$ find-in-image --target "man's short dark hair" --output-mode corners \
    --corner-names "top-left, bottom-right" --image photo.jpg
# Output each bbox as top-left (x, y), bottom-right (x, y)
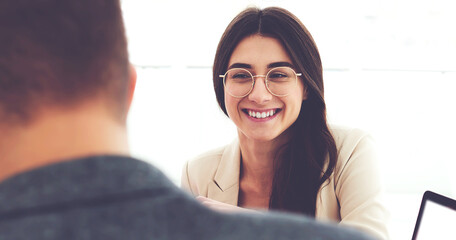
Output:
top-left (0, 0), bottom-right (129, 124)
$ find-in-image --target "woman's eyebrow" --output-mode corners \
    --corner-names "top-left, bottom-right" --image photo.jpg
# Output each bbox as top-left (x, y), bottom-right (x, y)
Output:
top-left (228, 62), bottom-right (295, 70)
top-left (228, 63), bottom-right (252, 69)
top-left (267, 62), bottom-right (295, 69)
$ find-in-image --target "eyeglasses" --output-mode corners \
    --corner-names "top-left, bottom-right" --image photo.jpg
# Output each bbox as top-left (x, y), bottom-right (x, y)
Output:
top-left (219, 67), bottom-right (302, 98)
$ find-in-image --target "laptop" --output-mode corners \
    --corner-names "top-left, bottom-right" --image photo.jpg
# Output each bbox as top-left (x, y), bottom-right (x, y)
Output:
top-left (411, 190), bottom-right (456, 239)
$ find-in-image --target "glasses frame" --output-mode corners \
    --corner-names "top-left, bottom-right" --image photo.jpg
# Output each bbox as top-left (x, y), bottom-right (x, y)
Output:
top-left (219, 67), bottom-right (303, 98)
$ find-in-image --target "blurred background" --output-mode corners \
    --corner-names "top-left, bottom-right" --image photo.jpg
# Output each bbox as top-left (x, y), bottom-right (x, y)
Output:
top-left (122, 0), bottom-right (456, 239)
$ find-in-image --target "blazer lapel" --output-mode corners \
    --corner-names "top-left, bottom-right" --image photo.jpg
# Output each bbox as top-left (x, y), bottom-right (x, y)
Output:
top-left (207, 139), bottom-right (241, 206)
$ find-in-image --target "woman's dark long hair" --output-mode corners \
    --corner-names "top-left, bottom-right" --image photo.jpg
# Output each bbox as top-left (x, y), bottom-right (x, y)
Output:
top-left (212, 7), bottom-right (338, 217)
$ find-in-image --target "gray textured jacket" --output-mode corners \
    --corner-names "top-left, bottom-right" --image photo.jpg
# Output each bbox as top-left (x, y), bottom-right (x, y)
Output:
top-left (0, 156), bottom-right (376, 240)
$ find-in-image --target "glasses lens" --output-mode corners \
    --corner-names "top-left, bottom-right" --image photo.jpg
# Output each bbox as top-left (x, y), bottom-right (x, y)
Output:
top-left (266, 67), bottom-right (297, 96)
top-left (224, 68), bottom-right (253, 97)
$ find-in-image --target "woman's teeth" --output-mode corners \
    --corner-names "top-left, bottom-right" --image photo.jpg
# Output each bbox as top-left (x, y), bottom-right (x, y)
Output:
top-left (248, 110), bottom-right (276, 119)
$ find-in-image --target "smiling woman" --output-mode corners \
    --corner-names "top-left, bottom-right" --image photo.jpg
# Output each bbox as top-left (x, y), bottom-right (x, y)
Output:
top-left (181, 6), bottom-right (389, 239)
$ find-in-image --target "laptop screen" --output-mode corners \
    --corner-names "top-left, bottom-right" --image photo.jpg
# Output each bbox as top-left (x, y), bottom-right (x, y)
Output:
top-left (412, 191), bottom-right (456, 240)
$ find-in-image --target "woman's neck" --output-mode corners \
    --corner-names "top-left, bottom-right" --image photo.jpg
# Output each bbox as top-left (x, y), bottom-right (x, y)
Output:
top-left (237, 130), bottom-right (291, 209)
top-left (237, 129), bottom-right (291, 187)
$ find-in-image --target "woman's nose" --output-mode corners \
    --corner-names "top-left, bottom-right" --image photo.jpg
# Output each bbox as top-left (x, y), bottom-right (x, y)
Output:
top-left (248, 76), bottom-right (273, 104)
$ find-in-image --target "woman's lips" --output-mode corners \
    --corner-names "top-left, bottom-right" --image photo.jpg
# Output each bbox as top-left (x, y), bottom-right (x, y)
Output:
top-left (242, 108), bottom-right (282, 120)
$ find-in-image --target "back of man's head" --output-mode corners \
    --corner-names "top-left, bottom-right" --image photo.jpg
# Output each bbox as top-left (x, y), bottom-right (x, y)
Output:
top-left (0, 0), bottom-right (130, 125)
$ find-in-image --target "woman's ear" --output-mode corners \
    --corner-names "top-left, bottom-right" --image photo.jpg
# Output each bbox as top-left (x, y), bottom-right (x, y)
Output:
top-left (302, 86), bottom-right (308, 101)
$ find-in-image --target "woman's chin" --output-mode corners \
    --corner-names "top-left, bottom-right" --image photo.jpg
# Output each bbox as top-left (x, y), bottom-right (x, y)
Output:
top-left (238, 129), bottom-right (284, 143)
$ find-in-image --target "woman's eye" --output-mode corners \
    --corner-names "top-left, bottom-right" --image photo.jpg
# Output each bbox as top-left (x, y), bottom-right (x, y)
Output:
top-left (269, 73), bottom-right (288, 79)
top-left (232, 73), bottom-right (250, 79)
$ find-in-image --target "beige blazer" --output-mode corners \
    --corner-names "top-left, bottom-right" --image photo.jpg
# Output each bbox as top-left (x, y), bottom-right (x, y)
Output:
top-left (181, 126), bottom-right (389, 239)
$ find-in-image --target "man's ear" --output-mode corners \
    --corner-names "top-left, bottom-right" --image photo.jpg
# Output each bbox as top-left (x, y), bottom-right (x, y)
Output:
top-left (127, 64), bottom-right (137, 110)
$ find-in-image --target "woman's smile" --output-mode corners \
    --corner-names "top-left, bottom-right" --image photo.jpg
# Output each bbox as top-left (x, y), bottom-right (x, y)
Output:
top-left (242, 108), bottom-right (281, 121)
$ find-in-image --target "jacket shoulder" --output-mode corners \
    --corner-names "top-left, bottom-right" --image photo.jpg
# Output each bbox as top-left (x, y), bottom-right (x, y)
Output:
top-left (187, 145), bottom-right (226, 179)
top-left (329, 125), bottom-right (378, 186)
top-left (181, 144), bottom-right (229, 196)
top-left (330, 125), bottom-right (370, 146)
